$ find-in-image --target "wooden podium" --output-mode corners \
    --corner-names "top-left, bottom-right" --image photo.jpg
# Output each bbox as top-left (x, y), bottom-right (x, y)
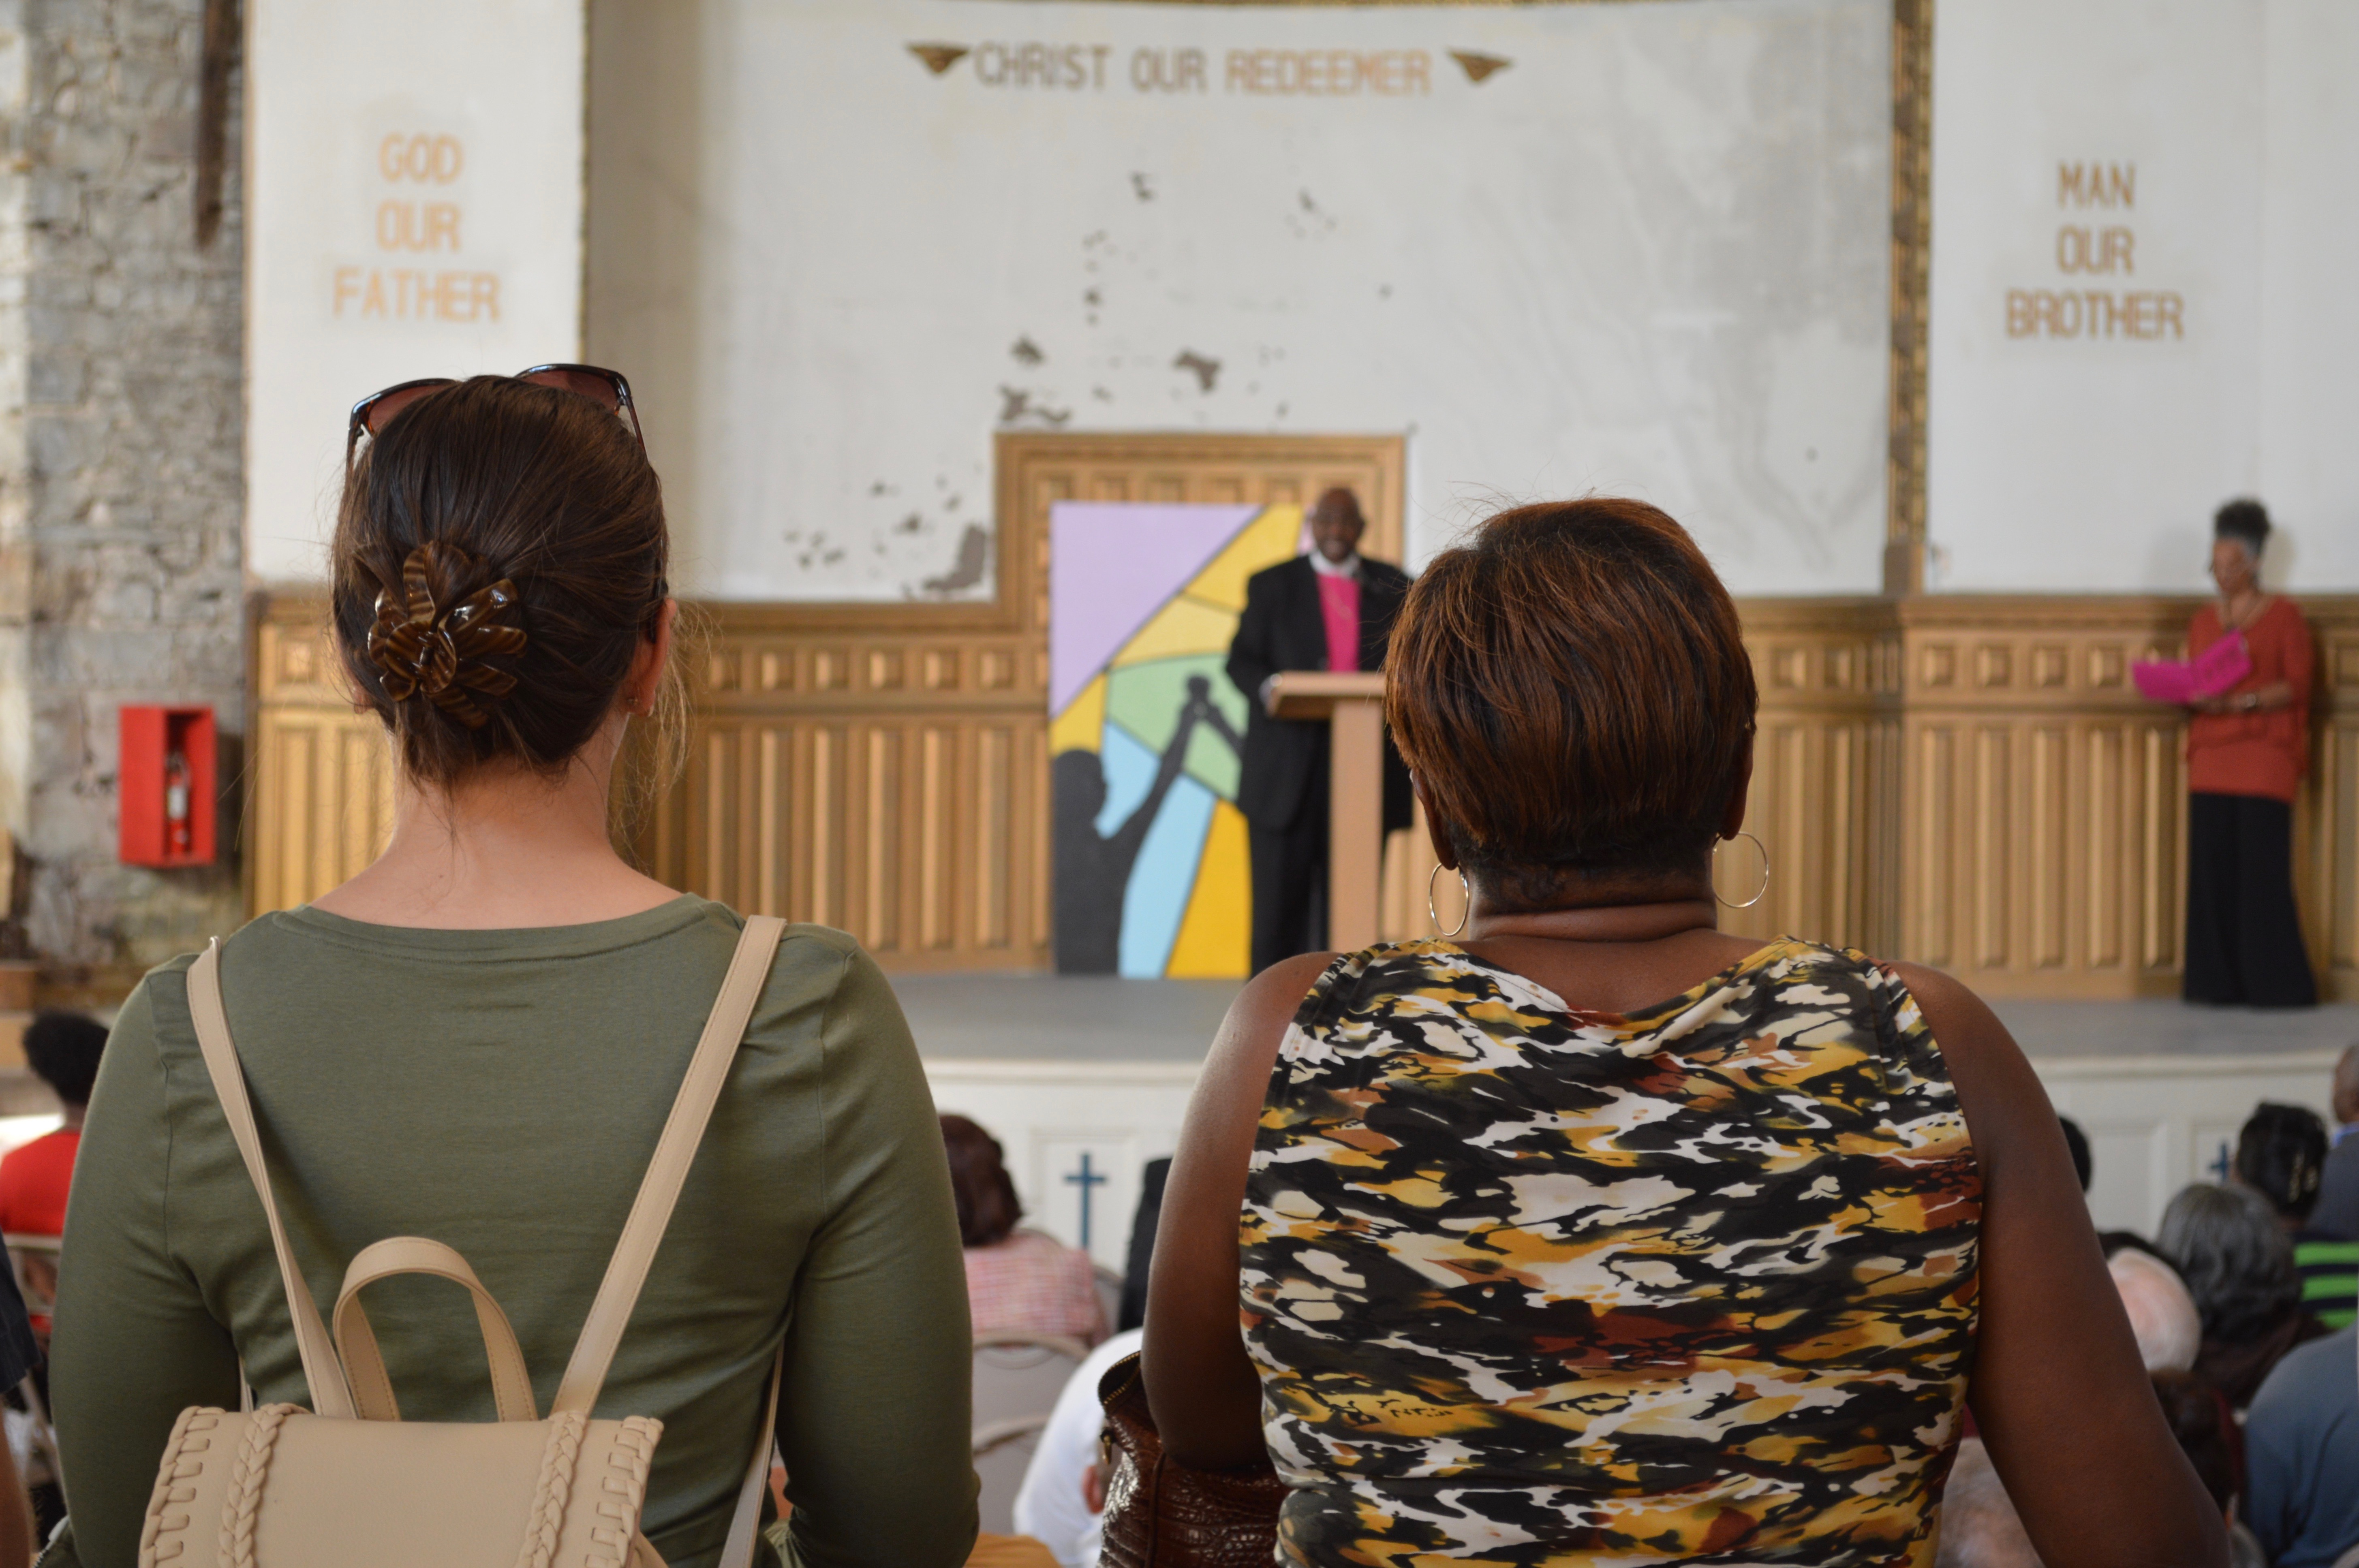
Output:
top-left (1268, 671), bottom-right (1388, 952)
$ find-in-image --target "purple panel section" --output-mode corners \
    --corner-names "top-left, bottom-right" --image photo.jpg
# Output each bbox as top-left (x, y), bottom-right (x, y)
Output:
top-left (1048, 502), bottom-right (1259, 715)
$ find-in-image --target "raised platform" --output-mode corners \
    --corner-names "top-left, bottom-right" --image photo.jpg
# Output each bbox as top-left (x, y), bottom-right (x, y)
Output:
top-left (895, 972), bottom-right (2359, 1270)
top-left (892, 972), bottom-right (2359, 1065)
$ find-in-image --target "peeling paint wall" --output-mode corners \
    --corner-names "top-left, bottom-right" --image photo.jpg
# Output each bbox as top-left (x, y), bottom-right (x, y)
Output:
top-left (586, 0), bottom-right (1892, 602)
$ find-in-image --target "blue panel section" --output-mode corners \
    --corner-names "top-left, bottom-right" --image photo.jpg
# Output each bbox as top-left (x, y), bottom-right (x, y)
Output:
top-left (1095, 722), bottom-right (1155, 837)
top-left (1119, 776), bottom-right (1215, 977)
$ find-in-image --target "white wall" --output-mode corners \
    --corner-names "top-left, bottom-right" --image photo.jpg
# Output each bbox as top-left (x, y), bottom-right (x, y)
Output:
top-left (1925, 0), bottom-right (2359, 592)
top-left (932, 1051), bottom-right (2345, 1269)
top-left (244, 1), bottom-right (586, 585)
top-left (588, 0), bottom-right (1892, 602)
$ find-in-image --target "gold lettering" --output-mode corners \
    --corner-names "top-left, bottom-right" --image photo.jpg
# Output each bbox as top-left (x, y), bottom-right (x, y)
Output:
top-left (2058, 160), bottom-right (2134, 209)
top-left (331, 265), bottom-right (500, 320)
top-left (2001, 286), bottom-right (2183, 340)
top-left (1223, 48), bottom-right (1431, 96)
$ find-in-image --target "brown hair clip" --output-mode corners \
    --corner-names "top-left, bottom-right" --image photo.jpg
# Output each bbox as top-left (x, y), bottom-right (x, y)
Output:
top-left (365, 541), bottom-right (528, 728)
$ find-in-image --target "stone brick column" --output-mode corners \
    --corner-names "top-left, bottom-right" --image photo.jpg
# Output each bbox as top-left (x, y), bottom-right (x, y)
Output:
top-left (0, 0), bottom-right (246, 982)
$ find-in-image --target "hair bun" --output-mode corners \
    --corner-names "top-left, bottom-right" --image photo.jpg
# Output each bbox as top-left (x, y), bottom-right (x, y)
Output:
top-left (366, 540), bottom-right (528, 729)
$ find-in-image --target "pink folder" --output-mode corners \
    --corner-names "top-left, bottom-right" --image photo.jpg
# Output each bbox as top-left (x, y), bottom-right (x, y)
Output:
top-left (2133, 632), bottom-right (2251, 705)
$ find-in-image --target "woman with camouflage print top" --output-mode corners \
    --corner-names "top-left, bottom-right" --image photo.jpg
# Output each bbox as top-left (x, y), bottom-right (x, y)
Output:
top-left (1145, 499), bottom-right (2226, 1568)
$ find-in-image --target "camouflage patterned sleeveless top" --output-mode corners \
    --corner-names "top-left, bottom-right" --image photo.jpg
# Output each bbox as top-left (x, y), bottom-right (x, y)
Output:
top-left (1241, 937), bottom-right (1982, 1566)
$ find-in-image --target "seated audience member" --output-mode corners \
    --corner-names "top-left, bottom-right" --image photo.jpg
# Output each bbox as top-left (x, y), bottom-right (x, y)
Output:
top-left (2151, 1371), bottom-right (2268, 1568)
top-left (2236, 1100), bottom-right (2358, 1329)
top-left (0, 1010), bottom-right (109, 1333)
top-left (945, 1115), bottom-right (1107, 1344)
top-left (2059, 1114), bottom-right (2092, 1192)
top-left (0, 1248), bottom-right (41, 1568)
top-left (2160, 1181), bottom-right (2325, 1408)
top-left (1144, 500), bottom-right (2224, 1566)
top-left (2310, 1042), bottom-right (2359, 1239)
top-left (1116, 1157), bottom-right (1168, 1334)
top-left (1930, 1439), bottom-right (2040, 1568)
top-left (1012, 1327), bottom-right (1144, 1568)
top-left (2111, 1246), bottom-right (2201, 1373)
top-left (2244, 1322), bottom-right (2359, 1568)
top-left (0, 1010), bottom-right (107, 1236)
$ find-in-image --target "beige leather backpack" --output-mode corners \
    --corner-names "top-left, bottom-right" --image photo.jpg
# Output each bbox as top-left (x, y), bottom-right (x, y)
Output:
top-left (135, 916), bottom-right (788, 1568)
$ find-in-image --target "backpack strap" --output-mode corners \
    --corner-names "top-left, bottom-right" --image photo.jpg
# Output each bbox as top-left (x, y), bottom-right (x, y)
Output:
top-left (719, 1348), bottom-right (784, 1568)
top-left (185, 940), bottom-right (359, 1421)
top-left (552, 914), bottom-right (786, 1414)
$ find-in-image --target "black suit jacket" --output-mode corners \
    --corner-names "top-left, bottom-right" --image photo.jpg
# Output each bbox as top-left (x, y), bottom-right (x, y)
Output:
top-left (1225, 555), bottom-right (1413, 833)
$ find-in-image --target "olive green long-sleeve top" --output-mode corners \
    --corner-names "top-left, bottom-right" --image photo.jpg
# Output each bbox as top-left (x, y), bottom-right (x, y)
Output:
top-left (48, 898), bottom-right (977, 1568)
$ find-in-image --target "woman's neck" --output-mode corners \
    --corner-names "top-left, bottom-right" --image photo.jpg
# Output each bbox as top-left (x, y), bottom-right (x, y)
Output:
top-left (1469, 895), bottom-right (1720, 945)
top-left (309, 722), bottom-right (680, 929)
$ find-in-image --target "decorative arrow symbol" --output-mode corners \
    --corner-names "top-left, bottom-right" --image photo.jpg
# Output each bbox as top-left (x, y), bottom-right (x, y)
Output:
top-left (908, 43), bottom-right (970, 76)
top-left (1450, 51), bottom-right (1512, 84)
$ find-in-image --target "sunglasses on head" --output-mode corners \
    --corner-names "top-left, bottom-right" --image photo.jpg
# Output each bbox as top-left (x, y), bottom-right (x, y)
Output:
top-left (345, 364), bottom-right (643, 474)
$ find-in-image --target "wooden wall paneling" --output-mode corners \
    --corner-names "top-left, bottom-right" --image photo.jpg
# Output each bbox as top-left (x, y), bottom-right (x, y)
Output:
top-left (246, 599), bottom-right (395, 916)
top-left (244, 573), bottom-right (2359, 1000)
top-left (1726, 602), bottom-right (1901, 957)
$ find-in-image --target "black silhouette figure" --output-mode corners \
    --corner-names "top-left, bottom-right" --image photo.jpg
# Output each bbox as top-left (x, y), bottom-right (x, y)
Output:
top-left (1053, 675), bottom-right (1239, 974)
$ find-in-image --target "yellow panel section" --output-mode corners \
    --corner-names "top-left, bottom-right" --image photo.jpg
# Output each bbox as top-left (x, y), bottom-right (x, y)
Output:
top-left (1186, 505), bottom-right (1303, 613)
top-left (1112, 595), bottom-right (1243, 667)
top-left (1165, 799), bottom-right (1252, 978)
top-left (1050, 672), bottom-right (1106, 754)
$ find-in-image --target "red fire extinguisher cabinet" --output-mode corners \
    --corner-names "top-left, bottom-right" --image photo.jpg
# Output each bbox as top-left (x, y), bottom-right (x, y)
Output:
top-left (120, 705), bottom-right (216, 867)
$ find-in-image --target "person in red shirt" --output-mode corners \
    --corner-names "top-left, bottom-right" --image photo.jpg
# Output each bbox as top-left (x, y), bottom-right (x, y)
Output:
top-left (2183, 500), bottom-right (2317, 1008)
top-left (0, 1009), bottom-right (109, 1327)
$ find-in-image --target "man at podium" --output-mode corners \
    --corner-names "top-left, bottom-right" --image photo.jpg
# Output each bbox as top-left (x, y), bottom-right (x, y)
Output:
top-left (1225, 487), bottom-right (1412, 973)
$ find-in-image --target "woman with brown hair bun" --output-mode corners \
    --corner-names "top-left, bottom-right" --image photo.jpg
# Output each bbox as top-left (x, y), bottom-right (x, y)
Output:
top-left (1146, 498), bottom-right (2225, 1566)
top-left (941, 1114), bottom-right (1106, 1344)
top-left (49, 374), bottom-right (977, 1568)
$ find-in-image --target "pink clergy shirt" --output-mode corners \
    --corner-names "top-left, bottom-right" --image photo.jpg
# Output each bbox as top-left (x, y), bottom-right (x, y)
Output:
top-left (1317, 572), bottom-right (1360, 672)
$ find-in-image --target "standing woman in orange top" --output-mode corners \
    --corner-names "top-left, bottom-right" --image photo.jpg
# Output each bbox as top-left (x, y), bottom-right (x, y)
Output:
top-left (2184, 499), bottom-right (2316, 1007)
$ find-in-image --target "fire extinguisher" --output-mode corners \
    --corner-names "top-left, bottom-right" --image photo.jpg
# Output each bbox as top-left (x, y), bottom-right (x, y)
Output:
top-left (165, 750), bottom-right (192, 857)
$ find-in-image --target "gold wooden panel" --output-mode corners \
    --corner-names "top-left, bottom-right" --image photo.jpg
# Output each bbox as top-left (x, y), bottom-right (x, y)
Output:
top-left (246, 573), bottom-right (2359, 1000)
top-left (1885, 0), bottom-right (1933, 594)
top-left (246, 598), bottom-right (396, 916)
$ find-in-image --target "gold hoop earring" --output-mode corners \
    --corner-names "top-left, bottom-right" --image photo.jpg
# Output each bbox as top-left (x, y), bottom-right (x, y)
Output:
top-left (1427, 862), bottom-right (1471, 938)
top-left (1713, 831), bottom-right (1770, 910)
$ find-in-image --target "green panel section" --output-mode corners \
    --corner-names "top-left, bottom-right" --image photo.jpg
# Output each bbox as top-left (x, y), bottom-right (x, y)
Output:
top-left (1105, 654), bottom-right (1248, 801)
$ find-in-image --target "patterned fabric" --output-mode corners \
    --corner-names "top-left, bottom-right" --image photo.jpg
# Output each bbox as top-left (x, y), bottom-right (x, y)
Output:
top-left (966, 1228), bottom-right (1108, 1345)
top-left (1241, 937), bottom-right (1983, 1566)
top-left (2295, 1234), bottom-right (2359, 1331)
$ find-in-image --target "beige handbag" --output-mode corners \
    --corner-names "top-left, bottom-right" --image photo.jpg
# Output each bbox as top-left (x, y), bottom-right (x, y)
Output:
top-left (136, 916), bottom-right (788, 1568)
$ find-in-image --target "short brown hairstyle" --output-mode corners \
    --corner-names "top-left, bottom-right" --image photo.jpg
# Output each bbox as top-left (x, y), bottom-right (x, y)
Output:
top-left (331, 375), bottom-right (675, 790)
top-left (940, 1114), bottom-right (1023, 1248)
top-left (1386, 498), bottom-right (1755, 906)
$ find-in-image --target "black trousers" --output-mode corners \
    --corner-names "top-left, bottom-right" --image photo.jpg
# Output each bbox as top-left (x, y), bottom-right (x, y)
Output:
top-left (1249, 818), bottom-right (1328, 976)
top-left (2184, 791), bottom-right (2316, 1007)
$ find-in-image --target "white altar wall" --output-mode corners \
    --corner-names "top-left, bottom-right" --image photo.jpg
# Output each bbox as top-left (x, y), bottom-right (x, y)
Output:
top-left (930, 1051), bottom-right (2346, 1273)
top-left (1925, 0), bottom-right (2359, 592)
top-left (244, 0), bottom-right (586, 585)
top-left (586, 0), bottom-right (1893, 601)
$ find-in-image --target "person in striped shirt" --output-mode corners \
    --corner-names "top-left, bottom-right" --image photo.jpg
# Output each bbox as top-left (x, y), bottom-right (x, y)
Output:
top-left (2235, 1102), bottom-right (2358, 1331)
